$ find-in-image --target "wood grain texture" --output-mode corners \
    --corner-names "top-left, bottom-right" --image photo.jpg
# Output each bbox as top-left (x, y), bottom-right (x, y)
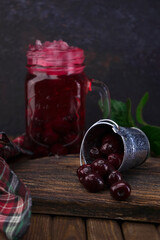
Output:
top-left (52, 216), bottom-right (86, 240)
top-left (87, 219), bottom-right (123, 240)
top-left (122, 222), bottom-right (160, 240)
top-left (9, 156), bottom-right (160, 223)
top-left (22, 214), bottom-right (52, 240)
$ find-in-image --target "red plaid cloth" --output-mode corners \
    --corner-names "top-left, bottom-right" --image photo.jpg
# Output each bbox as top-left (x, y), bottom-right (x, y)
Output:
top-left (0, 132), bottom-right (32, 240)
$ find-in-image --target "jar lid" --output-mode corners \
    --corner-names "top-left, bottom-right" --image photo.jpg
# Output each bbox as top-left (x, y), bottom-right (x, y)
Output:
top-left (27, 40), bottom-right (85, 75)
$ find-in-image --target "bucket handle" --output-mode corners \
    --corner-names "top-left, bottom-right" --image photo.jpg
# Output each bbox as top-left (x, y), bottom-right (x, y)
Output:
top-left (97, 119), bottom-right (120, 130)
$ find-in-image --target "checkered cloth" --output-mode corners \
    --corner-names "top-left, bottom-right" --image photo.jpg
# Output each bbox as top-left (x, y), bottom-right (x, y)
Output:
top-left (0, 132), bottom-right (32, 240)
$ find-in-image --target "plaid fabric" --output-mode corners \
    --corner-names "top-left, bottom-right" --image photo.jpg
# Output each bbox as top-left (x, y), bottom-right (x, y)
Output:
top-left (0, 132), bottom-right (32, 240)
top-left (0, 132), bottom-right (32, 160)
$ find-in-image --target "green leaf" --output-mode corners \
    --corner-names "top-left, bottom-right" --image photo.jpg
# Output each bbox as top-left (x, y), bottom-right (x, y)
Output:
top-left (126, 98), bottom-right (135, 127)
top-left (141, 125), bottom-right (160, 156)
top-left (136, 92), bottom-right (149, 126)
top-left (99, 93), bottom-right (160, 157)
top-left (99, 98), bottom-right (135, 127)
top-left (110, 99), bottom-right (135, 127)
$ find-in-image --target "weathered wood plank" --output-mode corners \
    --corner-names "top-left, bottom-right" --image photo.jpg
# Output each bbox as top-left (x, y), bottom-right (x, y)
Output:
top-left (52, 216), bottom-right (86, 240)
top-left (9, 156), bottom-right (160, 223)
top-left (122, 222), bottom-right (160, 240)
top-left (87, 219), bottom-right (123, 240)
top-left (22, 214), bottom-right (52, 240)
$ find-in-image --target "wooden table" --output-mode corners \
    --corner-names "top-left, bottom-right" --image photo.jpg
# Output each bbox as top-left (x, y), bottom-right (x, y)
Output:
top-left (0, 155), bottom-right (160, 240)
top-left (1, 214), bottom-right (160, 240)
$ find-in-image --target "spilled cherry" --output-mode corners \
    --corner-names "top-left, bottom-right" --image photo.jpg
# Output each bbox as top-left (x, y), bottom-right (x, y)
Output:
top-left (82, 173), bottom-right (104, 193)
top-left (110, 181), bottom-right (131, 201)
top-left (107, 170), bottom-right (122, 186)
top-left (107, 153), bottom-right (123, 169)
top-left (76, 131), bottom-right (131, 201)
top-left (91, 158), bottom-right (114, 178)
top-left (77, 164), bottom-right (92, 183)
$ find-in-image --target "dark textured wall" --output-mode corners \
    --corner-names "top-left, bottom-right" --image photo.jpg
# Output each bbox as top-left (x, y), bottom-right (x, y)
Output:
top-left (0, 0), bottom-right (160, 136)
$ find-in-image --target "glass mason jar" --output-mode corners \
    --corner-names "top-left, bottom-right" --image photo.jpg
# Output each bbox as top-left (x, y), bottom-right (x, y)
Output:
top-left (25, 40), bottom-right (110, 157)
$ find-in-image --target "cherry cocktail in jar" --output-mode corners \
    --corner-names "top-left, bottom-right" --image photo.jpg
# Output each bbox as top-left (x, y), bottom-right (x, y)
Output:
top-left (25, 40), bottom-right (110, 157)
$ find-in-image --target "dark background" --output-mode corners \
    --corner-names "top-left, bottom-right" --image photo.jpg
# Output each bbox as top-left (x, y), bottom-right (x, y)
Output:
top-left (0, 0), bottom-right (159, 136)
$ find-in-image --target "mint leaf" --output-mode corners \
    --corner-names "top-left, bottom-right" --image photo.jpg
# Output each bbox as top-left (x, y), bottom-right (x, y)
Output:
top-left (141, 125), bottom-right (160, 156)
top-left (110, 99), bottom-right (128, 126)
top-left (110, 99), bottom-right (135, 127)
top-left (99, 98), bottom-right (135, 127)
top-left (136, 92), bottom-right (149, 126)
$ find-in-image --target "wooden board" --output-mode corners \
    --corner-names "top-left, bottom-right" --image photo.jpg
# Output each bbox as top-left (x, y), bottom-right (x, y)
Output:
top-left (87, 219), bottom-right (123, 240)
top-left (22, 215), bottom-right (52, 240)
top-left (9, 155), bottom-right (160, 223)
top-left (52, 216), bottom-right (86, 240)
top-left (122, 222), bottom-right (160, 240)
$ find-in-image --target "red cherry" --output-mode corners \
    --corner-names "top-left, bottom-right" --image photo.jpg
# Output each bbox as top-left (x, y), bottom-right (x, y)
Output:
top-left (77, 164), bottom-right (92, 182)
top-left (107, 153), bottom-right (123, 169)
top-left (100, 133), bottom-right (123, 156)
top-left (43, 128), bottom-right (59, 145)
top-left (52, 117), bottom-right (71, 134)
top-left (50, 144), bottom-right (67, 156)
top-left (82, 173), bottom-right (104, 192)
top-left (91, 158), bottom-right (115, 178)
top-left (107, 170), bottom-right (122, 186)
top-left (89, 147), bottom-right (101, 159)
top-left (110, 181), bottom-right (131, 201)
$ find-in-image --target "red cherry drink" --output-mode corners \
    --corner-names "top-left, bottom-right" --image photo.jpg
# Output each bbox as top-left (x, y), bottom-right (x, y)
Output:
top-left (25, 40), bottom-right (89, 156)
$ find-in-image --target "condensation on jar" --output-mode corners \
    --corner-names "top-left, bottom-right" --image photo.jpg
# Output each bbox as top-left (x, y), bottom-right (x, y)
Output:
top-left (25, 40), bottom-right (110, 157)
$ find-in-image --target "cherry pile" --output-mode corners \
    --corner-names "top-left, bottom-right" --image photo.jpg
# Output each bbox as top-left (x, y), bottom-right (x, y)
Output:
top-left (77, 133), bottom-right (131, 201)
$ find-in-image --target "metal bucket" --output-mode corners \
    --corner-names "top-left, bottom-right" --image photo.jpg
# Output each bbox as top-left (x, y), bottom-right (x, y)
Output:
top-left (80, 119), bottom-right (150, 172)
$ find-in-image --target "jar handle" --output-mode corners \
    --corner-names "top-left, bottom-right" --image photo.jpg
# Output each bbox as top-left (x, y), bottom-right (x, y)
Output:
top-left (90, 79), bottom-right (111, 118)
